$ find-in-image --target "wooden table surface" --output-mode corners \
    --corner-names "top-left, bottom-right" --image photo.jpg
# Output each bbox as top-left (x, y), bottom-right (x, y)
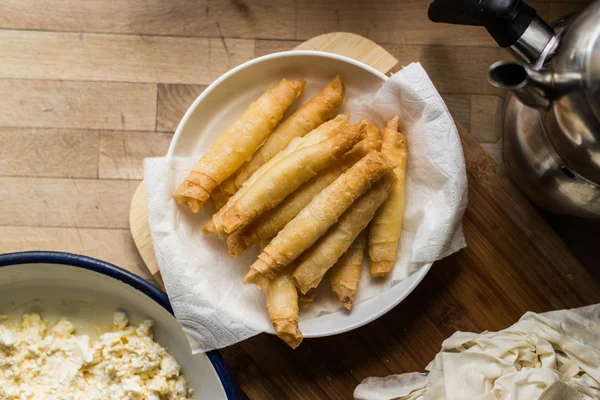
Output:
top-left (2, 1), bottom-right (599, 399)
top-left (1, 0), bottom-right (595, 277)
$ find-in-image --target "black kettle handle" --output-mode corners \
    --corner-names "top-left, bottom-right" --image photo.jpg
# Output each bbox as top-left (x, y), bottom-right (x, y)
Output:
top-left (428, 0), bottom-right (538, 48)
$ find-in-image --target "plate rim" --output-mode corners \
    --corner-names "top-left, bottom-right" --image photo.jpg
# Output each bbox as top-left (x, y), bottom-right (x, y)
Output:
top-left (165, 50), bottom-right (433, 337)
top-left (167, 50), bottom-right (389, 156)
top-left (0, 250), bottom-right (239, 400)
top-left (302, 262), bottom-right (432, 338)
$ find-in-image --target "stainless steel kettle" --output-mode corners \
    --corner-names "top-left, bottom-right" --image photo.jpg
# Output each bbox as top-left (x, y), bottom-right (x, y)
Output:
top-left (428, 0), bottom-right (600, 218)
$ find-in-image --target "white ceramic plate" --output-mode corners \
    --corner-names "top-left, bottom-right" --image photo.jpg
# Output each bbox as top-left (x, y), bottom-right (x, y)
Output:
top-left (168, 51), bottom-right (432, 337)
top-left (0, 252), bottom-right (237, 399)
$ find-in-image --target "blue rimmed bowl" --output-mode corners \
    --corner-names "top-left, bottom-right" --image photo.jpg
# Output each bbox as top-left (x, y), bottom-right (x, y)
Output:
top-left (0, 251), bottom-right (238, 400)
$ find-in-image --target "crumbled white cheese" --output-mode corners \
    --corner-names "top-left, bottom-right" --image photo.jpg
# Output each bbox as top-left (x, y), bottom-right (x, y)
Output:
top-left (0, 312), bottom-right (194, 399)
top-left (113, 310), bottom-right (129, 329)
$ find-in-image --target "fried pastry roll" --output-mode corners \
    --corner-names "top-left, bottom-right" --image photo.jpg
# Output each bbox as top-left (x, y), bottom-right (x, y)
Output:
top-left (293, 176), bottom-right (394, 294)
top-left (244, 150), bottom-right (393, 288)
top-left (227, 122), bottom-right (380, 257)
top-left (174, 78), bottom-right (305, 212)
top-left (368, 116), bottom-right (408, 277)
top-left (216, 122), bottom-right (366, 235)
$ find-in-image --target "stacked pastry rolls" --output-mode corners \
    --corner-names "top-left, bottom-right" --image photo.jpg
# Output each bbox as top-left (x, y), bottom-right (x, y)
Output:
top-left (175, 76), bottom-right (408, 349)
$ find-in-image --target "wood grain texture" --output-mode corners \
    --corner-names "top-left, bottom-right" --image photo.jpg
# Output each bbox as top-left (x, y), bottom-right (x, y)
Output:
top-left (460, 172), bottom-right (599, 307)
top-left (0, 128), bottom-right (170, 181)
top-left (308, 331), bottom-right (394, 382)
top-left (470, 95), bottom-right (503, 143)
top-left (480, 139), bottom-right (504, 171)
top-left (1, 0), bottom-right (598, 397)
top-left (255, 33), bottom-right (398, 74)
top-left (0, 30), bottom-right (254, 84)
top-left (542, 212), bottom-right (600, 285)
top-left (238, 336), bottom-right (332, 399)
top-left (99, 131), bottom-right (172, 179)
top-left (388, 44), bottom-right (505, 95)
top-left (0, 79), bottom-right (157, 131)
top-left (0, 127), bottom-right (99, 178)
top-left (296, 0), bottom-right (492, 46)
top-left (219, 345), bottom-right (287, 400)
top-left (0, 226), bottom-right (153, 282)
top-left (295, 1), bottom-right (555, 46)
top-left (456, 124), bottom-right (600, 307)
top-left (157, 84), bottom-right (207, 132)
top-left (1, 0), bottom-right (579, 46)
top-left (442, 95), bottom-right (471, 131)
top-left (0, 0), bottom-right (297, 39)
top-left (256, 40), bottom-right (505, 95)
top-left (129, 183), bottom-right (161, 280)
top-left (296, 32), bottom-right (398, 73)
top-left (254, 39), bottom-right (301, 57)
top-left (0, 177), bottom-right (137, 229)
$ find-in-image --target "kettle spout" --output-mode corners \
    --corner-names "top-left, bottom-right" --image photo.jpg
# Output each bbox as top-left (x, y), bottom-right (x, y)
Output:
top-left (488, 61), bottom-right (581, 109)
top-left (488, 61), bottom-right (553, 108)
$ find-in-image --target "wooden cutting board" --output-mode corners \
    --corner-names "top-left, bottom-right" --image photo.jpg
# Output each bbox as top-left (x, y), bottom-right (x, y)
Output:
top-left (129, 33), bottom-right (600, 399)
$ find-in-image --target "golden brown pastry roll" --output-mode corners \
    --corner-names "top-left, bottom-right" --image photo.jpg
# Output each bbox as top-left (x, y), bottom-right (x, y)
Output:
top-left (227, 165), bottom-right (342, 257)
top-left (265, 270), bottom-right (303, 349)
top-left (227, 121), bottom-right (381, 258)
top-left (343, 121), bottom-right (382, 163)
top-left (207, 115), bottom-right (350, 236)
top-left (216, 121), bottom-right (366, 235)
top-left (173, 78), bottom-right (305, 212)
top-left (244, 150), bottom-right (393, 288)
top-left (368, 116), bottom-right (408, 277)
top-left (210, 180), bottom-right (237, 211)
top-left (293, 176), bottom-right (394, 294)
top-left (329, 231), bottom-right (366, 310)
top-left (234, 76), bottom-right (344, 189)
top-left (209, 77), bottom-right (344, 209)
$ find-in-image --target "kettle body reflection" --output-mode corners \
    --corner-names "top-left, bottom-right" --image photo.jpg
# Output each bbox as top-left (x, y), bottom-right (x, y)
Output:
top-left (429, 0), bottom-right (600, 218)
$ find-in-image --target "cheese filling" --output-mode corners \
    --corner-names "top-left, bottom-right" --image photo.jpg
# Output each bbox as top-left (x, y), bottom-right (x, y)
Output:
top-left (0, 312), bottom-right (194, 400)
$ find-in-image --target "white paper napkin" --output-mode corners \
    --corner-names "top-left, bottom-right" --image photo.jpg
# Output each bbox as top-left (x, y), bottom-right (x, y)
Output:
top-left (143, 62), bottom-right (468, 353)
top-left (354, 304), bottom-right (600, 400)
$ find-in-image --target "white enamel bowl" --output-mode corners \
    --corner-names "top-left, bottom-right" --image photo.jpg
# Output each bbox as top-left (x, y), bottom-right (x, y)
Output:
top-left (0, 251), bottom-right (238, 399)
top-left (168, 50), bottom-right (432, 337)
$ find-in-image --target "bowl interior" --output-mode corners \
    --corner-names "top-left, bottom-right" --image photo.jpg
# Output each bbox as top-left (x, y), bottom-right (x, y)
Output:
top-left (169, 51), bottom-right (387, 157)
top-left (0, 263), bottom-right (227, 400)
